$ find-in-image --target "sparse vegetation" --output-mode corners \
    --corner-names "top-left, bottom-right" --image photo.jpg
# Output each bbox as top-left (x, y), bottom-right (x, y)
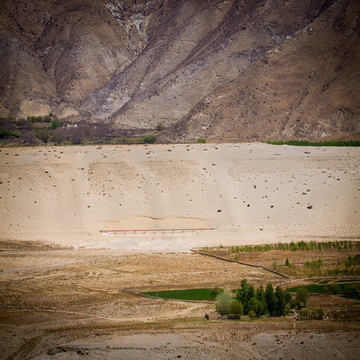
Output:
top-left (0, 115), bottom-right (163, 146)
top-left (267, 140), bottom-right (360, 146)
top-left (217, 241), bottom-right (360, 277)
top-left (228, 241), bottom-right (360, 253)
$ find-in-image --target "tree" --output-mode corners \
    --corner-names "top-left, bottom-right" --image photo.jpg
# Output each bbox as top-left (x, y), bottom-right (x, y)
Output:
top-left (284, 291), bottom-right (292, 304)
top-left (296, 288), bottom-right (309, 306)
top-left (22, 130), bottom-right (36, 145)
top-left (265, 283), bottom-right (276, 316)
top-left (53, 128), bottom-right (67, 145)
top-left (249, 297), bottom-right (265, 317)
top-left (71, 127), bottom-right (83, 144)
top-left (36, 128), bottom-right (50, 144)
top-left (215, 291), bottom-right (233, 316)
top-left (236, 279), bottom-right (255, 314)
top-left (275, 286), bottom-right (286, 317)
top-left (299, 308), bottom-right (310, 321)
top-left (285, 258), bottom-right (290, 267)
top-left (230, 299), bottom-right (243, 318)
top-left (256, 285), bottom-right (266, 302)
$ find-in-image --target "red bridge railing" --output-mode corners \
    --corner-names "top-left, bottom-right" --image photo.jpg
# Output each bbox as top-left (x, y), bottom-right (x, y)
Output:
top-left (100, 228), bottom-right (215, 234)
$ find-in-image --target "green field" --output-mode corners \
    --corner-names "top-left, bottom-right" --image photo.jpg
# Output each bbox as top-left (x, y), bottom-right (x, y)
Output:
top-left (141, 288), bottom-right (223, 301)
top-left (287, 282), bottom-right (360, 294)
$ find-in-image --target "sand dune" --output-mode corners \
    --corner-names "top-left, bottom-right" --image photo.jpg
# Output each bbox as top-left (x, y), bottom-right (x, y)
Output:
top-left (0, 143), bottom-right (359, 250)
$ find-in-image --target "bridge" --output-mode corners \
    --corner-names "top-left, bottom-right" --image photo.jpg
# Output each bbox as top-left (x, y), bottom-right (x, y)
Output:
top-left (100, 228), bottom-right (215, 235)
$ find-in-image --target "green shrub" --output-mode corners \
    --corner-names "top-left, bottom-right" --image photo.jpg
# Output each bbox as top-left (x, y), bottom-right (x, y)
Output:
top-left (0, 129), bottom-right (19, 138)
top-left (248, 310), bottom-right (256, 319)
top-left (197, 138), bottom-right (206, 143)
top-left (230, 299), bottom-right (243, 318)
top-left (216, 291), bottom-right (233, 316)
top-left (210, 288), bottom-right (222, 298)
top-left (142, 134), bottom-right (157, 144)
top-left (156, 123), bottom-right (164, 131)
top-left (49, 121), bottom-right (63, 129)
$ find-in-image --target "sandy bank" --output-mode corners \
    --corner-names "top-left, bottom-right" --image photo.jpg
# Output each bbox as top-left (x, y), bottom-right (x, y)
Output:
top-left (1, 143), bottom-right (359, 250)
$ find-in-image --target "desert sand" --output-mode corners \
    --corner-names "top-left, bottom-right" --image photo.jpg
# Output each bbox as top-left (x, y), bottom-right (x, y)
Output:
top-left (0, 143), bottom-right (359, 250)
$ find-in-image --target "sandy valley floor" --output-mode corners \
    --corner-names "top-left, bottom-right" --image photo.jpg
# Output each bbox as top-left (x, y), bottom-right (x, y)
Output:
top-left (1, 143), bottom-right (359, 359)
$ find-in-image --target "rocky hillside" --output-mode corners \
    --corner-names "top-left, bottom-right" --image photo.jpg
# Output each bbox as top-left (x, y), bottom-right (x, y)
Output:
top-left (0, 0), bottom-right (359, 142)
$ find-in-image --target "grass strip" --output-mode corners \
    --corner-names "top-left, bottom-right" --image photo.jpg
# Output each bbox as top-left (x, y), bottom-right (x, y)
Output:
top-left (141, 288), bottom-right (223, 301)
top-left (266, 140), bottom-right (360, 146)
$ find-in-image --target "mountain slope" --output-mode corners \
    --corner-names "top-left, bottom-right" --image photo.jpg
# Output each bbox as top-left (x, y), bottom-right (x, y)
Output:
top-left (0, 0), bottom-right (359, 141)
top-left (171, 0), bottom-right (360, 142)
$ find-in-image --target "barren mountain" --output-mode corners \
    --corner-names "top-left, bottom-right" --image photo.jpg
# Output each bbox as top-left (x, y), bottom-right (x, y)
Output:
top-left (0, 0), bottom-right (359, 141)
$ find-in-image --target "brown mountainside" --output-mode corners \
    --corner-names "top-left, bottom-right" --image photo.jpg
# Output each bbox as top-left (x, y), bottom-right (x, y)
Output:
top-left (0, 0), bottom-right (359, 141)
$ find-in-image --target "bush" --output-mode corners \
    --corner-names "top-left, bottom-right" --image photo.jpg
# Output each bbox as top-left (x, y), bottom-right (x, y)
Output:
top-left (216, 291), bottom-right (233, 316)
top-left (210, 288), bottom-right (222, 298)
top-left (49, 121), bottom-right (63, 129)
top-left (156, 123), bottom-right (164, 131)
top-left (142, 134), bottom-right (157, 144)
top-left (249, 310), bottom-right (256, 319)
top-left (230, 300), bottom-right (243, 318)
top-left (0, 129), bottom-right (19, 138)
top-left (197, 138), bottom-right (206, 143)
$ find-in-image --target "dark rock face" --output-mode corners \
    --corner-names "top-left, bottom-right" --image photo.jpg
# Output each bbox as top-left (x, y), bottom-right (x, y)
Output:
top-left (1, 0), bottom-right (359, 141)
